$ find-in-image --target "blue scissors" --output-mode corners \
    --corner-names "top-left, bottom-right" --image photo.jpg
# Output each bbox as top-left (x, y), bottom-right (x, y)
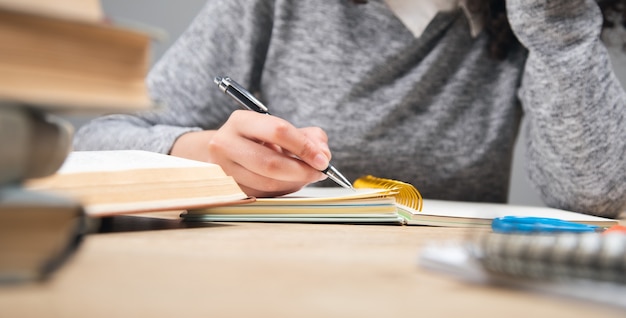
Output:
top-left (492, 216), bottom-right (601, 234)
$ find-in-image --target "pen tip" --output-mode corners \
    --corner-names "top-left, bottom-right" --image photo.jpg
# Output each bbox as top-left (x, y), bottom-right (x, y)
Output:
top-left (324, 164), bottom-right (354, 190)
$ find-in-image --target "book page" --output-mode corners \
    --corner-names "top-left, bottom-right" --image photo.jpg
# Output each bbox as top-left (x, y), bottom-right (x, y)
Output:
top-left (403, 199), bottom-right (618, 226)
top-left (56, 150), bottom-right (217, 173)
top-left (256, 187), bottom-right (394, 203)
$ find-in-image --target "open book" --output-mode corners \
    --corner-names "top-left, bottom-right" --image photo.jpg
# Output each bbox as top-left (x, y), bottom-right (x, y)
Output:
top-left (25, 150), bottom-right (251, 217)
top-left (183, 175), bottom-right (617, 227)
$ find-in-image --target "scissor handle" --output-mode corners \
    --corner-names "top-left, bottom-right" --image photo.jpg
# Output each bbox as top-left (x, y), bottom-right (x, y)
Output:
top-left (492, 216), bottom-right (600, 234)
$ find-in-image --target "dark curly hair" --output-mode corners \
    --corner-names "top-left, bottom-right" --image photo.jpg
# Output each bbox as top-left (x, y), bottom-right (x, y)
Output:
top-left (352, 0), bottom-right (626, 59)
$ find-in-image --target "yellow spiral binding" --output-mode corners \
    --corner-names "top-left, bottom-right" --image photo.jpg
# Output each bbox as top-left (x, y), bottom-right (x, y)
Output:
top-left (353, 175), bottom-right (423, 212)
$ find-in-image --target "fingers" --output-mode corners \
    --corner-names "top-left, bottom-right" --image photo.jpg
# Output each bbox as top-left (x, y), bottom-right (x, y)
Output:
top-left (208, 135), bottom-right (324, 197)
top-left (230, 111), bottom-right (331, 171)
top-left (208, 131), bottom-right (323, 183)
top-left (272, 127), bottom-right (331, 162)
top-left (300, 126), bottom-right (331, 160)
top-left (202, 110), bottom-right (332, 197)
top-left (216, 159), bottom-right (308, 198)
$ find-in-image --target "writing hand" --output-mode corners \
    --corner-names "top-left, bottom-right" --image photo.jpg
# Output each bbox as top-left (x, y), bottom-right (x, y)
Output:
top-left (170, 110), bottom-right (330, 197)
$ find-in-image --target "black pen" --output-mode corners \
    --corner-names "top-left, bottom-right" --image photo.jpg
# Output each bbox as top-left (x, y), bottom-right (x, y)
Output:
top-left (214, 76), bottom-right (354, 189)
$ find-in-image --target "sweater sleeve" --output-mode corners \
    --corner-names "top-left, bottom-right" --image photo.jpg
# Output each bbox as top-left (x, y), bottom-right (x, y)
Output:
top-left (73, 0), bottom-right (274, 154)
top-left (506, 0), bottom-right (626, 217)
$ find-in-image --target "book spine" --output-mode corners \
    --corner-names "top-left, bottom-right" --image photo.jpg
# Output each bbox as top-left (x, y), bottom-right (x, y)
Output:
top-left (0, 185), bottom-right (86, 283)
top-left (0, 104), bottom-right (73, 184)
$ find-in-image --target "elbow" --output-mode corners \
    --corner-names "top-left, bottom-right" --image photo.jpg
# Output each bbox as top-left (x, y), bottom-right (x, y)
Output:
top-left (533, 174), bottom-right (626, 219)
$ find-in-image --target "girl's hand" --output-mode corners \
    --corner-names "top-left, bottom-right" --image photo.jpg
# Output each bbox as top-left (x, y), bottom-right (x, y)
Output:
top-left (170, 110), bottom-right (330, 197)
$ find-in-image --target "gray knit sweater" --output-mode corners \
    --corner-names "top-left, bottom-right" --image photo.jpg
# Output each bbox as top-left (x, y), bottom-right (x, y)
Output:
top-left (74, 0), bottom-right (626, 217)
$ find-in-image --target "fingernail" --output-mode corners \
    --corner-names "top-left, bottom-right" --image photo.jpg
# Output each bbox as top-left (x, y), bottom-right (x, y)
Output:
top-left (313, 153), bottom-right (329, 170)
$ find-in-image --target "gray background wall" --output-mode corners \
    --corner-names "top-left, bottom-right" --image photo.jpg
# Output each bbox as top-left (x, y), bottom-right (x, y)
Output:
top-left (99, 0), bottom-right (626, 207)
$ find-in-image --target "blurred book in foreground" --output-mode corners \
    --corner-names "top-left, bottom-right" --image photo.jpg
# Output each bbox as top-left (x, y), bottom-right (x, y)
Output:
top-left (0, 0), bottom-right (159, 284)
top-left (419, 231), bottom-right (626, 309)
top-left (0, 186), bottom-right (86, 284)
top-left (0, 3), bottom-right (155, 112)
top-left (0, 0), bottom-right (103, 23)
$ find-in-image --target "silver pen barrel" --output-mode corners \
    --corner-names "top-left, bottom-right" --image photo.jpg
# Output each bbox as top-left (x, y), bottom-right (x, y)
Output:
top-left (323, 165), bottom-right (354, 189)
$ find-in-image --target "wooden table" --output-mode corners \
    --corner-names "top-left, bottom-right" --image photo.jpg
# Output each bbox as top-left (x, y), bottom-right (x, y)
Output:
top-left (1, 212), bottom-right (624, 318)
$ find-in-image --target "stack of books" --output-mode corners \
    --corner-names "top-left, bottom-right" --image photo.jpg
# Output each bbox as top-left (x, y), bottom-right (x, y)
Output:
top-left (0, 0), bottom-right (154, 283)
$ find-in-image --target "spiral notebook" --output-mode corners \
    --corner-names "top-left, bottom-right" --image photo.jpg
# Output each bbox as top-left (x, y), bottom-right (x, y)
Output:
top-left (182, 175), bottom-right (617, 227)
top-left (419, 231), bottom-right (626, 308)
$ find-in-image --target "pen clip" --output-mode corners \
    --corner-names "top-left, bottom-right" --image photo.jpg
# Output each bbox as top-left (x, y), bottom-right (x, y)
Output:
top-left (214, 77), bottom-right (269, 114)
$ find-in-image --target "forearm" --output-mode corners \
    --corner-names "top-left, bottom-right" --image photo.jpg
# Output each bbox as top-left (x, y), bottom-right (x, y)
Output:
top-left (73, 114), bottom-right (201, 154)
top-left (508, 0), bottom-right (626, 217)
